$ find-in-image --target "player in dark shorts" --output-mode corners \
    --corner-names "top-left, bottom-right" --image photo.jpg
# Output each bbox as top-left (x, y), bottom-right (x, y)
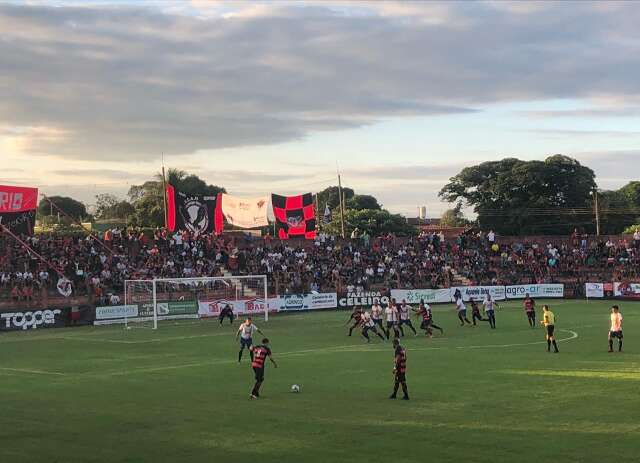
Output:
top-left (219, 304), bottom-right (235, 325)
top-left (361, 311), bottom-right (386, 343)
top-left (249, 338), bottom-right (278, 399)
top-left (398, 300), bottom-right (418, 336)
top-left (346, 306), bottom-right (364, 336)
top-left (541, 305), bottom-right (559, 353)
top-left (470, 299), bottom-right (487, 326)
top-left (524, 294), bottom-right (536, 328)
top-left (389, 338), bottom-right (409, 400)
top-left (415, 300), bottom-right (444, 337)
top-left (608, 305), bottom-right (623, 353)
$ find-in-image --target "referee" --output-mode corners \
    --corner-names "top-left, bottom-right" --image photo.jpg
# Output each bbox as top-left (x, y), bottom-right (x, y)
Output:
top-left (541, 305), bottom-right (559, 353)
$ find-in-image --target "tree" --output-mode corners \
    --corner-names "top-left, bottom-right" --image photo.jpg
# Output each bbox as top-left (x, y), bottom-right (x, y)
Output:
top-left (38, 196), bottom-right (87, 221)
top-left (598, 181), bottom-right (640, 234)
top-left (440, 202), bottom-right (469, 227)
top-left (347, 194), bottom-right (382, 210)
top-left (324, 209), bottom-right (416, 237)
top-left (95, 194), bottom-right (134, 221)
top-left (128, 168), bottom-right (226, 227)
top-left (439, 155), bottom-right (596, 235)
top-left (316, 186), bottom-right (355, 210)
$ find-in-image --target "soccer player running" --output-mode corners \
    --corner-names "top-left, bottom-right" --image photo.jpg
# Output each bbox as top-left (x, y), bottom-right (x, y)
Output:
top-left (524, 293), bottom-right (536, 328)
top-left (470, 298), bottom-right (487, 326)
top-left (483, 294), bottom-right (498, 329)
top-left (249, 338), bottom-right (277, 399)
top-left (236, 317), bottom-right (264, 363)
top-left (541, 305), bottom-right (559, 353)
top-left (455, 296), bottom-right (472, 326)
top-left (346, 305), bottom-right (364, 336)
top-left (389, 338), bottom-right (409, 400)
top-left (361, 311), bottom-right (386, 343)
top-left (398, 299), bottom-right (418, 336)
top-left (415, 300), bottom-right (444, 337)
top-left (608, 305), bottom-right (623, 353)
top-left (219, 303), bottom-right (235, 325)
top-left (384, 301), bottom-right (401, 339)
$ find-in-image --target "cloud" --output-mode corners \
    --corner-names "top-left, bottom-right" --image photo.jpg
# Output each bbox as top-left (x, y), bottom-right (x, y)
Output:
top-left (1, 2), bottom-right (639, 162)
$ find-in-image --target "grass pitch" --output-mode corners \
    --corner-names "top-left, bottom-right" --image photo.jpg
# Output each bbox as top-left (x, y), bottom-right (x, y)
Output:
top-left (1, 300), bottom-right (638, 463)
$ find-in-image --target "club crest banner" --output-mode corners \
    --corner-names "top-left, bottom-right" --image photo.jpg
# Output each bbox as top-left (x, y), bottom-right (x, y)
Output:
top-left (220, 194), bottom-right (269, 229)
top-left (166, 184), bottom-right (223, 235)
top-left (271, 193), bottom-right (316, 240)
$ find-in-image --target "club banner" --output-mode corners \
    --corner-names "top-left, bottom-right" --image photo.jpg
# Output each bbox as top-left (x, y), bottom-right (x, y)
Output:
top-left (451, 286), bottom-right (506, 302)
top-left (271, 193), bottom-right (316, 240)
top-left (505, 284), bottom-right (564, 299)
top-left (198, 298), bottom-right (267, 317)
top-left (338, 291), bottom-right (390, 308)
top-left (0, 185), bottom-right (38, 235)
top-left (220, 194), bottom-right (269, 229)
top-left (613, 282), bottom-right (640, 300)
top-left (166, 184), bottom-right (223, 235)
top-left (390, 288), bottom-right (452, 305)
top-left (585, 283), bottom-right (605, 299)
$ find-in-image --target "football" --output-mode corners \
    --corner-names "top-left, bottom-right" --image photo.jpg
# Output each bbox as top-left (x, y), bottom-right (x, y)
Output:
top-left (291, 384), bottom-right (300, 393)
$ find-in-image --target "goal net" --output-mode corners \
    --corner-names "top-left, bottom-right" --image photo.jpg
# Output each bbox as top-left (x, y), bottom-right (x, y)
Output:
top-left (123, 275), bottom-right (268, 329)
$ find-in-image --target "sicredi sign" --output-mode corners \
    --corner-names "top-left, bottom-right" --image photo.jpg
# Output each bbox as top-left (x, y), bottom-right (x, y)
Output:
top-left (0, 309), bottom-right (62, 330)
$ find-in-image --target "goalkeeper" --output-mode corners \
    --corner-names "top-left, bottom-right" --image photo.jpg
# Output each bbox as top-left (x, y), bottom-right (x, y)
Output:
top-left (219, 303), bottom-right (235, 325)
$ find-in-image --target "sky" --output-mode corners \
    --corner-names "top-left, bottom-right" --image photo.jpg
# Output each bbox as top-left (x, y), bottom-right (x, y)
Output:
top-left (0, 0), bottom-right (639, 216)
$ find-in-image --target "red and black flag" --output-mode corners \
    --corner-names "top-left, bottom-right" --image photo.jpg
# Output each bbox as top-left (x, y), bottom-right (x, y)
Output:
top-left (271, 193), bottom-right (316, 240)
top-left (0, 185), bottom-right (38, 235)
top-left (166, 184), bottom-right (223, 235)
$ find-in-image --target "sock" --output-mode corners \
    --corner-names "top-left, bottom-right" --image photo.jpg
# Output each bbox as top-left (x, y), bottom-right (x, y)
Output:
top-left (619, 340), bottom-right (623, 351)
top-left (385, 329), bottom-right (390, 340)
top-left (609, 340), bottom-right (614, 351)
top-left (401, 383), bottom-right (409, 399)
top-left (409, 325), bottom-right (417, 335)
top-left (391, 382), bottom-right (399, 397)
top-left (348, 327), bottom-right (353, 336)
top-left (377, 332), bottom-right (385, 340)
top-left (252, 381), bottom-right (263, 396)
top-left (547, 339), bottom-right (551, 351)
top-left (398, 325), bottom-right (405, 337)
top-left (552, 340), bottom-right (558, 352)
top-left (238, 350), bottom-right (243, 362)
top-left (362, 331), bottom-right (370, 341)
top-left (249, 350), bottom-right (254, 362)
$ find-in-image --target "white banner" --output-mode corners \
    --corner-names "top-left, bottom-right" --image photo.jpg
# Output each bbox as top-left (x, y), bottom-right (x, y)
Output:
top-left (310, 293), bottom-right (337, 310)
top-left (338, 291), bottom-right (390, 308)
top-left (220, 194), bottom-right (269, 229)
top-left (505, 284), bottom-right (564, 299)
top-left (95, 304), bottom-right (138, 320)
top-left (276, 294), bottom-right (311, 312)
top-left (198, 298), bottom-right (267, 317)
top-left (585, 283), bottom-right (604, 298)
top-left (452, 286), bottom-right (506, 302)
top-left (390, 288), bottom-right (452, 304)
top-left (613, 282), bottom-right (640, 299)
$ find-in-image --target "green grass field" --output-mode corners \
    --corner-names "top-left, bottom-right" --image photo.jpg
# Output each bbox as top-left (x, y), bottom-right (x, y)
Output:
top-left (1, 299), bottom-right (638, 463)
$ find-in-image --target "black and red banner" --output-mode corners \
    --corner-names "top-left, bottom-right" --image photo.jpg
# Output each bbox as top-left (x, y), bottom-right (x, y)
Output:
top-left (166, 184), bottom-right (223, 234)
top-left (271, 193), bottom-right (316, 240)
top-left (0, 185), bottom-right (38, 235)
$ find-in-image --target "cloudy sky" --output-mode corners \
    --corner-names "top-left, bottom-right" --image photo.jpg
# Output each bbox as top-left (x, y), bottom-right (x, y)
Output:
top-left (1, 0), bottom-right (639, 216)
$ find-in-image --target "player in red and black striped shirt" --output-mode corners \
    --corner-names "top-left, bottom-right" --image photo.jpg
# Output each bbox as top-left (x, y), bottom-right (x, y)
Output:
top-left (249, 338), bottom-right (278, 399)
top-left (346, 306), bottom-right (364, 336)
top-left (389, 339), bottom-right (409, 400)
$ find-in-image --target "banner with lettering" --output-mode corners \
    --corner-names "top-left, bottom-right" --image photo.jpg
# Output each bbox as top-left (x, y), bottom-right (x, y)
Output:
top-left (0, 185), bottom-right (38, 235)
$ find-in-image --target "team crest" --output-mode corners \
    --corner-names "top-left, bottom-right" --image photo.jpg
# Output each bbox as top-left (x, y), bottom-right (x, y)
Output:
top-left (179, 199), bottom-right (210, 233)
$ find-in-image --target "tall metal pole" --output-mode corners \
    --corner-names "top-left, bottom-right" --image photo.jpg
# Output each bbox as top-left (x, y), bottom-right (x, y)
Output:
top-left (594, 189), bottom-right (601, 236)
top-left (161, 154), bottom-right (168, 229)
top-left (338, 174), bottom-right (346, 239)
top-left (315, 193), bottom-right (320, 231)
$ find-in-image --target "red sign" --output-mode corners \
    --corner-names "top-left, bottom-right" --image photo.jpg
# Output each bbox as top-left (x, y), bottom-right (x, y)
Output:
top-left (0, 185), bottom-right (38, 213)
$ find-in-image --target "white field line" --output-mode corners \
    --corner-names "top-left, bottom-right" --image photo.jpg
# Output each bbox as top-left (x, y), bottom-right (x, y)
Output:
top-left (0, 367), bottom-right (65, 376)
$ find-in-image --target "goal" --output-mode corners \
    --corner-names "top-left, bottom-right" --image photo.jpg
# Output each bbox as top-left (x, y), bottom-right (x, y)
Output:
top-left (123, 275), bottom-right (269, 329)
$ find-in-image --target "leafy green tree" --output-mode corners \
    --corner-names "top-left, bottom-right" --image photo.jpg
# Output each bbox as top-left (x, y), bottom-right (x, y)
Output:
top-left (440, 202), bottom-right (469, 227)
top-left (324, 209), bottom-right (416, 237)
top-left (346, 194), bottom-right (381, 210)
top-left (38, 196), bottom-right (87, 222)
top-left (439, 155), bottom-right (596, 235)
top-left (95, 194), bottom-right (135, 221)
top-left (316, 186), bottom-right (355, 210)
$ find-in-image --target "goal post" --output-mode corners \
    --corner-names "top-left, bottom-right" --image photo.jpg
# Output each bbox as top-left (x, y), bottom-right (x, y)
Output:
top-left (123, 275), bottom-right (269, 329)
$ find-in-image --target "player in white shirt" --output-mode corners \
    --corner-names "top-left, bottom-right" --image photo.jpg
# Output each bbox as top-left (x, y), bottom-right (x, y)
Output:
top-left (371, 301), bottom-right (385, 331)
top-left (608, 305), bottom-right (623, 352)
top-left (384, 301), bottom-right (400, 339)
top-left (398, 300), bottom-right (418, 336)
top-left (361, 311), bottom-right (386, 343)
top-left (235, 317), bottom-right (264, 363)
top-left (483, 294), bottom-right (499, 329)
top-left (456, 296), bottom-right (471, 326)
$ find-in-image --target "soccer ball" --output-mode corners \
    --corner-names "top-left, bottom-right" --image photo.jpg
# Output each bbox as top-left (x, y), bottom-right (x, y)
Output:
top-left (290, 384), bottom-right (300, 393)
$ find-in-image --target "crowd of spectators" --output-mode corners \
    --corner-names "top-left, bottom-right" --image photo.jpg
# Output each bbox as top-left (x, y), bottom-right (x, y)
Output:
top-left (1, 226), bottom-right (639, 306)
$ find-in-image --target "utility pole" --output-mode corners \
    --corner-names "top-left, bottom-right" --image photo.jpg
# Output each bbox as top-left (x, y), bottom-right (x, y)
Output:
top-left (594, 189), bottom-right (601, 236)
top-left (161, 154), bottom-right (168, 229)
top-left (338, 174), bottom-right (346, 239)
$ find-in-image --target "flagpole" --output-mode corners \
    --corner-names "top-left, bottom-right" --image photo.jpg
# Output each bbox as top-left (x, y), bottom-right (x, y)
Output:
top-left (315, 193), bottom-right (320, 231)
top-left (161, 153), bottom-right (168, 229)
top-left (338, 173), bottom-right (346, 239)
